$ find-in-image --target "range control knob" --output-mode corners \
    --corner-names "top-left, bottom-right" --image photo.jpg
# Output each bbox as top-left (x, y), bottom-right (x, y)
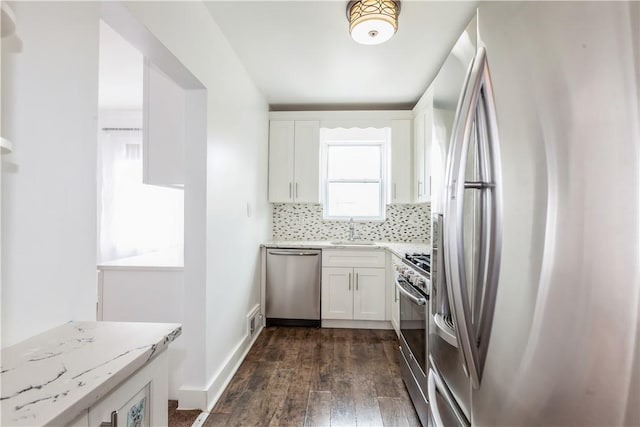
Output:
top-left (394, 264), bottom-right (407, 274)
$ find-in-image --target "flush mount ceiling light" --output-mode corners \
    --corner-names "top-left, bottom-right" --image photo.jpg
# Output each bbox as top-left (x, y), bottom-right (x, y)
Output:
top-left (347, 0), bottom-right (400, 45)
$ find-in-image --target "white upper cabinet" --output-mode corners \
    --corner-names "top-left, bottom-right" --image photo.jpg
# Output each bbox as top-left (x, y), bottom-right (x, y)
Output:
top-left (143, 59), bottom-right (185, 188)
top-left (268, 120), bottom-right (320, 203)
top-left (390, 119), bottom-right (412, 204)
top-left (413, 87), bottom-right (433, 203)
top-left (293, 121), bottom-right (320, 203)
top-left (268, 121), bottom-right (295, 203)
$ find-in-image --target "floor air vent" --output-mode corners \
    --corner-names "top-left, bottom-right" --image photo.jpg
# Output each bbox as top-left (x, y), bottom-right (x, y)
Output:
top-left (247, 305), bottom-right (262, 337)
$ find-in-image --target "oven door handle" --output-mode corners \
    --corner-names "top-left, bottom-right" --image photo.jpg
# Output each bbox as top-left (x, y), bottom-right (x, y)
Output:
top-left (395, 278), bottom-right (427, 306)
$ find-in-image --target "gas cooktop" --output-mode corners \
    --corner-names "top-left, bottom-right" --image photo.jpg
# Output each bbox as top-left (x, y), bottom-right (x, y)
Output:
top-left (404, 253), bottom-right (431, 276)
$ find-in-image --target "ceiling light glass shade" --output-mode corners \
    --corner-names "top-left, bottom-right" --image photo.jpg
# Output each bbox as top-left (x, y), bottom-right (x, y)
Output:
top-left (347, 0), bottom-right (400, 45)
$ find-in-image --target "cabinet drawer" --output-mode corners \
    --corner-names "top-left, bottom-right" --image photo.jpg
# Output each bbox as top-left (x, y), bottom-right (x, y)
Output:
top-left (322, 249), bottom-right (385, 268)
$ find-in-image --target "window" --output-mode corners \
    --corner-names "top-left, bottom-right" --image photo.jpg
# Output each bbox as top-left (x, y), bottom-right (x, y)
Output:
top-left (321, 127), bottom-right (389, 220)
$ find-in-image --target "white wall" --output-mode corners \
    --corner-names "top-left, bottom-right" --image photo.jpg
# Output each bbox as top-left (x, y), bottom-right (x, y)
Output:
top-left (121, 2), bottom-right (271, 409)
top-left (1, 2), bottom-right (100, 346)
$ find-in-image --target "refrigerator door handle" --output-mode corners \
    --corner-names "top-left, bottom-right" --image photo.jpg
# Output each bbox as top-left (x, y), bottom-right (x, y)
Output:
top-left (428, 370), bottom-right (445, 427)
top-left (428, 368), bottom-right (471, 427)
top-left (444, 46), bottom-right (503, 389)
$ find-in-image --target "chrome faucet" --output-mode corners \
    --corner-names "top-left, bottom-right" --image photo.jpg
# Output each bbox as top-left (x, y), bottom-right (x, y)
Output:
top-left (348, 217), bottom-right (356, 241)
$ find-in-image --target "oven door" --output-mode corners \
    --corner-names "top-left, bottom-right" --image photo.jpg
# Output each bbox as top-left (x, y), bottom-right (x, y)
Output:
top-left (396, 275), bottom-right (428, 376)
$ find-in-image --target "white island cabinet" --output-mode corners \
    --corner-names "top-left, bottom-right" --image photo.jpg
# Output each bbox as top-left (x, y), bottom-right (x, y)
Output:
top-left (0, 321), bottom-right (181, 427)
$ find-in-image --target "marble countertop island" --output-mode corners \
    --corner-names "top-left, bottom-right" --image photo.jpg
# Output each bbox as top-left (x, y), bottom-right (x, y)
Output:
top-left (1, 321), bottom-right (181, 426)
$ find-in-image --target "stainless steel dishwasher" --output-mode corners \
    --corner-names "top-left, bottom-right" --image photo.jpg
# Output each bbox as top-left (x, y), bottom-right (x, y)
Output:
top-left (266, 248), bottom-right (321, 327)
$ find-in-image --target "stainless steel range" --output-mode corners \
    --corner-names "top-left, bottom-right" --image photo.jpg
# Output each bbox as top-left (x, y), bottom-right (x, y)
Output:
top-left (394, 252), bottom-right (431, 426)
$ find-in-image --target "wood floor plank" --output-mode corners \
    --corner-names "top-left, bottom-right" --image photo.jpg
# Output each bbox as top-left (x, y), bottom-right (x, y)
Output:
top-left (202, 412), bottom-right (230, 427)
top-left (315, 330), bottom-right (334, 392)
top-left (330, 376), bottom-right (356, 427)
top-left (270, 363), bottom-right (312, 426)
top-left (270, 328), bottom-right (323, 426)
top-left (352, 369), bottom-right (384, 427)
top-left (260, 366), bottom-right (295, 424)
top-left (381, 335), bottom-right (402, 376)
top-left (374, 370), bottom-right (403, 398)
top-left (378, 396), bottom-right (411, 427)
top-left (211, 360), bottom-right (256, 414)
top-left (202, 327), bottom-right (420, 427)
top-left (304, 390), bottom-right (332, 427)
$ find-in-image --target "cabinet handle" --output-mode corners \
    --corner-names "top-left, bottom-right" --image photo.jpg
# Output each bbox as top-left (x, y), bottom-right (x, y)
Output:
top-left (348, 272), bottom-right (352, 290)
top-left (393, 183), bottom-right (397, 200)
top-left (395, 285), bottom-right (398, 302)
top-left (289, 182), bottom-right (292, 199)
top-left (418, 181), bottom-right (423, 196)
top-left (295, 182), bottom-right (299, 198)
top-left (100, 410), bottom-right (118, 427)
top-left (355, 273), bottom-right (359, 290)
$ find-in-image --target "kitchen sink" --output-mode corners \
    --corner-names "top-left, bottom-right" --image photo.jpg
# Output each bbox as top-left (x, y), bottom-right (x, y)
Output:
top-left (329, 240), bottom-right (377, 246)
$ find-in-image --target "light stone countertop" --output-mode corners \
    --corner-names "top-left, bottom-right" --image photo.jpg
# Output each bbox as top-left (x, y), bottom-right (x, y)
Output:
top-left (262, 241), bottom-right (431, 258)
top-left (1, 321), bottom-right (182, 426)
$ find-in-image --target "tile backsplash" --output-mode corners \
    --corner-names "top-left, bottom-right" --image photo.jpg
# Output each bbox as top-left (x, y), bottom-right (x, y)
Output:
top-left (272, 203), bottom-right (431, 243)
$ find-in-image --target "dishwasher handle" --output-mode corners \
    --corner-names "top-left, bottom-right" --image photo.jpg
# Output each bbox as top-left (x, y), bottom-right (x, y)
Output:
top-left (268, 250), bottom-right (320, 256)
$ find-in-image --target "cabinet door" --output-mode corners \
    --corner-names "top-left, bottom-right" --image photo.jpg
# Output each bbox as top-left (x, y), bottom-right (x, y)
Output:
top-left (268, 121), bottom-right (295, 202)
top-left (414, 112), bottom-right (426, 202)
top-left (389, 256), bottom-right (400, 336)
top-left (293, 120), bottom-right (320, 203)
top-left (89, 351), bottom-right (168, 427)
top-left (422, 108), bottom-right (433, 202)
top-left (321, 267), bottom-right (353, 320)
top-left (414, 89), bottom-right (433, 203)
top-left (391, 284), bottom-right (400, 334)
top-left (353, 268), bottom-right (386, 321)
top-left (390, 119), bottom-right (412, 203)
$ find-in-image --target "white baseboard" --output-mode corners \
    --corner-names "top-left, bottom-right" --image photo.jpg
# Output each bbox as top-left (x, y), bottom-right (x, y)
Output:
top-left (177, 323), bottom-right (264, 411)
top-left (321, 319), bottom-right (393, 329)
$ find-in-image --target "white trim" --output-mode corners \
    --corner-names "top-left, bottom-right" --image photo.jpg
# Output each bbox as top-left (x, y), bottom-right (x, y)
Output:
top-left (269, 110), bottom-right (413, 122)
top-left (177, 324), bottom-right (264, 411)
top-left (190, 412), bottom-right (210, 427)
top-left (321, 319), bottom-right (393, 329)
top-left (96, 270), bottom-right (104, 321)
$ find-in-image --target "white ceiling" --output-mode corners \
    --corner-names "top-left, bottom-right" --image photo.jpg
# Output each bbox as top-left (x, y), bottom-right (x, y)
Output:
top-left (204, 1), bottom-right (477, 110)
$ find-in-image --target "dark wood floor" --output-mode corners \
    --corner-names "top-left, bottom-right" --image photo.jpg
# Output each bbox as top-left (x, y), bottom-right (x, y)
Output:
top-left (202, 327), bottom-right (420, 427)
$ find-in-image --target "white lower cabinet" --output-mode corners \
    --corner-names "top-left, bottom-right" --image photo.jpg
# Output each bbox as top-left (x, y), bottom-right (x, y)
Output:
top-left (353, 268), bottom-right (387, 320)
top-left (389, 254), bottom-right (401, 336)
top-left (322, 267), bottom-right (354, 319)
top-left (83, 351), bottom-right (168, 427)
top-left (321, 250), bottom-right (386, 322)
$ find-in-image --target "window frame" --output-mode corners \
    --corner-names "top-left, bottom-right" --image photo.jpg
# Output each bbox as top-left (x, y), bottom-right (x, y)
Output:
top-left (320, 128), bottom-right (389, 221)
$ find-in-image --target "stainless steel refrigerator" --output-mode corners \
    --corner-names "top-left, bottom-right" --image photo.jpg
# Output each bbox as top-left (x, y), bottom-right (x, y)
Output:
top-left (429, 2), bottom-right (639, 426)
